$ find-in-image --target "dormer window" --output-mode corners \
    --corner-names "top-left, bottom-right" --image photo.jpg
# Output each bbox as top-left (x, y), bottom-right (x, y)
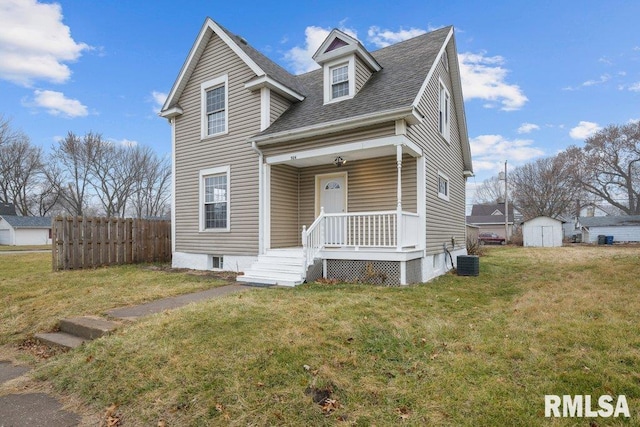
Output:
top-left (313, 29), bottom-right (381, 105)
top-left (331, 64), bottom-right (349, 99)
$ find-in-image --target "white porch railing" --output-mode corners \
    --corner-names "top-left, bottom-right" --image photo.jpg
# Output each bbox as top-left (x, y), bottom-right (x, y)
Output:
top-left (302, 208), bottom-right (420, 267)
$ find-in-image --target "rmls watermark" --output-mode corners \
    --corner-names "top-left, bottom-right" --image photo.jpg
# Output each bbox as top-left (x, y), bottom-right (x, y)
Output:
top-left (545, 395), bottom-right (630, 418)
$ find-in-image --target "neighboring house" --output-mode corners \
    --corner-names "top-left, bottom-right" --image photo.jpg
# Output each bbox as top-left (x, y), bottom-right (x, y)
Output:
top-left (466, 203), bottom-right (514, 240)
top-left (160, 18), bottom-right (473, 285)
top-left (578, 216), bottom-right (640, 243)
top-left (0, 203), bottom-right (17, 216)
top-left (0, 215), bottom-right (52, 245)
top-left (522, 216), bottom-right (564, 247)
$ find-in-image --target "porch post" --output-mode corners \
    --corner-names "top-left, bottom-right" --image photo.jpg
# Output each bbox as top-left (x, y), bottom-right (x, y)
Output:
top-left (396, 144), bottom-right (403, 251)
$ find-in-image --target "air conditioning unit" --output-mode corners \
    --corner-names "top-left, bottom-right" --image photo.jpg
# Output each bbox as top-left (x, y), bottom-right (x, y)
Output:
top-left (457, 255), bottom-right (479, 276)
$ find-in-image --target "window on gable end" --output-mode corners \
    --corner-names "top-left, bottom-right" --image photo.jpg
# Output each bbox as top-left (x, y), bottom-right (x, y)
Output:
top-left (438, 80), bottom-right (451, 142)
top-left (201, 75), bottom-right (228, 139)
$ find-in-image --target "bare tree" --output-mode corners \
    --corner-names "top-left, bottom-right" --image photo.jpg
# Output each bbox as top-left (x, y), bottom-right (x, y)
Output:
top-left (129, 147), bottom-right (171, 218)
top-left (0, 133), bottom-right (42, 215)
top-left (565, 122), bottom-right (640, 215)
top-left (473, 175), bottom-right (506, 204)
top-left (89, 141), bottom-right (138, 217)
top-left (45, 131), bottom-right (102, 216)
top-left (509, 153), bottom-right (586, 220)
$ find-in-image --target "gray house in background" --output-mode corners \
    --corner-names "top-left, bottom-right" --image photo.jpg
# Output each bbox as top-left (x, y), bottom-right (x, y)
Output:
top-left (579, 216), bottom-right (640, 243)
top-left (160, 18), bottom-right (473, 285)
top-left (466, 202), bottom-right (515, 240)
top-left (0, 215), bottom-right (52, 246)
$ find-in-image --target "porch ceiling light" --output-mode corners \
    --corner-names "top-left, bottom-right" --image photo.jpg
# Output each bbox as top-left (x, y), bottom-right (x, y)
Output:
top-left (334, 156), bottom-right (346, 167)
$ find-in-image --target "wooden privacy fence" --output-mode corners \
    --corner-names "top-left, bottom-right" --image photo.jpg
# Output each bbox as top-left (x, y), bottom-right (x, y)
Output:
top-left (52, 216), bottom-right (171, 271)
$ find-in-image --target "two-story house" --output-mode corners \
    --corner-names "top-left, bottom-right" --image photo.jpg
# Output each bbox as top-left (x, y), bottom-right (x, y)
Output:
top-left (160, 18), bottom-right (473, 285)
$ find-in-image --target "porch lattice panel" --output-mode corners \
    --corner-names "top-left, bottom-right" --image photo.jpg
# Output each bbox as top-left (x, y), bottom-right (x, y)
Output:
top-left (326, 260), bottom-right (401, 286)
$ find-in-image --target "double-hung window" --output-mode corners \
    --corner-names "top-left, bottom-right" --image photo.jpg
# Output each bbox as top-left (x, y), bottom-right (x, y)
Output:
top-left (200, 166), bottom-right (230, 231)
top-left (439, 80), bottom-right (450, 141)
top-left (331, 65), bottom-right (349, 99)
top-left (201, 75), bottom-right (228, 139)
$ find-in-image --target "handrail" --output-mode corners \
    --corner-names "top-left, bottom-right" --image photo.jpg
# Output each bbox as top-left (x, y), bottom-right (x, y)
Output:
top-left (302, 207), bottom-right (325, 269)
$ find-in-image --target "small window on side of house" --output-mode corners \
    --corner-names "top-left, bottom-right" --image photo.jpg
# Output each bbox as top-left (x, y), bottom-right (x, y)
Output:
top-left (200, 75), bottom-right (228, 139)
top-left (211, 256), bottom-right (223, 270)
top-left (199, 166), bottom-right (230, 232)
top-left (437, 172), bottom-right (450, 201)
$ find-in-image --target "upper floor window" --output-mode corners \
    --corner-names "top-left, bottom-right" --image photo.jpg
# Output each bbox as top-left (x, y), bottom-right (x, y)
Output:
top-left (439, 80), bottom-right (450, 141)
top-left (201, 75), bottom-right (228, 139)
top-left (323, 57), bottom-right (355, 104)
top-left (331, 65), bottom-right (349, 99)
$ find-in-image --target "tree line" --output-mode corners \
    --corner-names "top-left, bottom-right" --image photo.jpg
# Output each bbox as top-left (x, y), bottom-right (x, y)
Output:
top-left (474, 121), bottom-right (640, 219)
top-left (0, 115), bottom-right (170, 218)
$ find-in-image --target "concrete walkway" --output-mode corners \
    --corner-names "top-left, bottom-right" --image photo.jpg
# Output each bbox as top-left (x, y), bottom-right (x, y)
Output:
top-left (1, 283), bottom-right (259, 425)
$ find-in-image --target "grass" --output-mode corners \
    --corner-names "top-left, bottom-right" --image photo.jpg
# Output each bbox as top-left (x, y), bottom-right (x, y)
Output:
top-left (6, 246), bottom-right (640, 425)
top-left (0, 252), bottom-right (230, 347)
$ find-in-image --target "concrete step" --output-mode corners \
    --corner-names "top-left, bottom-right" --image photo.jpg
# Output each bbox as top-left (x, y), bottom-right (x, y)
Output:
top-left (237, 271), bottom-right (304, 287)
top-left (245, 263), bottom-right (304, 274)
top-left (59, 316), bottom-right (120, 340)
top-left (35, 332), bottom-right (86, 349)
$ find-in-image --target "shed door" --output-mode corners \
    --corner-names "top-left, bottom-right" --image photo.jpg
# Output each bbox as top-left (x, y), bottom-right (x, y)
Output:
top-left (541, 226), bottom-right (554, 247)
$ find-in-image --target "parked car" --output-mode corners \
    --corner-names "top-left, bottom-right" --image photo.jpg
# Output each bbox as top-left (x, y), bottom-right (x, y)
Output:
top-left (478, 232), bottom-right (506, 245)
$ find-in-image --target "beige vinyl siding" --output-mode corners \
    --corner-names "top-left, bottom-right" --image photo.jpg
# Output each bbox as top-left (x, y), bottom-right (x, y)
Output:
top-left (297, 154), bottom-right (417, 230)
top-left (270, 164), bottom-right (299, 248)
top-left (173, 32), bottom-right (261, 256)
top-left (270, 91), bottom-right (291, 125)
top-left (355, 56), bottom-right (373, 93)
top-left (261, 123), bottom-right (395, 157)
top-left (407, 44), bottom-right (467, 256)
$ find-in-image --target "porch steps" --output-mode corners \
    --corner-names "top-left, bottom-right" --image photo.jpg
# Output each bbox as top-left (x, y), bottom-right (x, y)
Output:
top-left (35, 316), bottom-right (120, 349)
top-left (237, 248), bottom-right (306, 286)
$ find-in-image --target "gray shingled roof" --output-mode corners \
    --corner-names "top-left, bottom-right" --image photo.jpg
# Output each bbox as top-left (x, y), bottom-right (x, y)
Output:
top-left (218, 22), bottom-right (306, 96)
top-left (257, 26), bottom-right (451, 136)
top-left (0, 215), bottom-right (52, 228)
top-left (579, 215), bottom-right (640, 227)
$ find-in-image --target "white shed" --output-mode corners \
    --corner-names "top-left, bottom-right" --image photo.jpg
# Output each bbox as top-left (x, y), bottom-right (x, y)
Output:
top-left (522, 216), bottom-right (564, 247)
top-left (0, 215), bottom-right (52, 245)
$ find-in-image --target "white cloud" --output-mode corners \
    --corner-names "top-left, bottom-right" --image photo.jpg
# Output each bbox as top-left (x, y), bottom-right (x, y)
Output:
top-left (151, 91), bottom-right (167, 113)
top-left (30, 90), bottom-right (88, 117)
top-left (108, 138), bottom-right (138, 147)
top-left (458, 52), bottom-right (528, 111)
top-left (517, 123), bottom-right (540, 134)
top-left (367, 26), bottom-right (427, 48)
top-left (569, 121), bottom-right (601, 140)
top-left (470, 134), bottom-right (544, 171)
top-left (0, 0), bottom-right (90, 86)
top-left (582, 74), bottom-right (611, 87)
top-left (629, 82), bottom-right (640, 92)
top-left (283, 25), bottom-right (358, 75)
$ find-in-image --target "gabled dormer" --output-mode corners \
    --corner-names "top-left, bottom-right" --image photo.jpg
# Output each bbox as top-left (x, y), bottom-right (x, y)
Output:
top-left (312, 29), bottom-right (382, 105)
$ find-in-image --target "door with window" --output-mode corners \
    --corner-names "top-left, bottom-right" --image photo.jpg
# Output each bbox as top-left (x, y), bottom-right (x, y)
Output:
top-left (317, 173), bottom-right (347, 245)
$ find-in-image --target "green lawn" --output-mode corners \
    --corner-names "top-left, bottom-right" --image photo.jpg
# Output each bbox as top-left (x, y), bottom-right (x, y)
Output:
top-left (3, 247), bottom-right (639, 425)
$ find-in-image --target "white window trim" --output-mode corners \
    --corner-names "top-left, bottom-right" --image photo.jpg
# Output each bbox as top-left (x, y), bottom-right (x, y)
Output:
top-left (437, 171), bottom-right (450, 201)
top-left (323, 56), bottom-right (356, 104)
top-left (201, 75), bottom-right (229, 140)
top-left (438, 78), bottom-right (451, 142)
top-left (199, 165), bottom-right (231, 232)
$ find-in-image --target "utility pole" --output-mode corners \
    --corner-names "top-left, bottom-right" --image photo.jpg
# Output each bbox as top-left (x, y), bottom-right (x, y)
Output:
top-left (504, 160), bottom-right (508, 243)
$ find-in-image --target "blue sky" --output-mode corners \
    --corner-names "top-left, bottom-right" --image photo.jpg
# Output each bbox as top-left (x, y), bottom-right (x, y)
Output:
top-left (1, 0), bottom-right (639, 198)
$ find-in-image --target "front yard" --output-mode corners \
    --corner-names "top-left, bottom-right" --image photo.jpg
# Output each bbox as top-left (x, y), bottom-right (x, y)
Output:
top-left (2, 246), bottom-right (639, 425)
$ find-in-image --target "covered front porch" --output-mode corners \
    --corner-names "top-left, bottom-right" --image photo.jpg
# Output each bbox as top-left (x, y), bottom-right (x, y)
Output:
top-left (256, 134), bottom-right (427, 284)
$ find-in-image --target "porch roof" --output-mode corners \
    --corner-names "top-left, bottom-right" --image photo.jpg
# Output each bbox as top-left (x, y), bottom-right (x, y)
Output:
top-left (264, 135), bottom-right (422, 168)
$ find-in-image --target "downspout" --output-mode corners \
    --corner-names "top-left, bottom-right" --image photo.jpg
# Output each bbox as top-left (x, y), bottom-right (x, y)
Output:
top-left (251, 141), bottom-right (264, 255)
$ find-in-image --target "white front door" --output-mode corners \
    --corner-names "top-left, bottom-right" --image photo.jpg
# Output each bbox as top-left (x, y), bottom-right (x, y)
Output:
top-left (319, 175), bottom-right (346, 214)
top-left (317, 173), bottom-right (347, 245)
